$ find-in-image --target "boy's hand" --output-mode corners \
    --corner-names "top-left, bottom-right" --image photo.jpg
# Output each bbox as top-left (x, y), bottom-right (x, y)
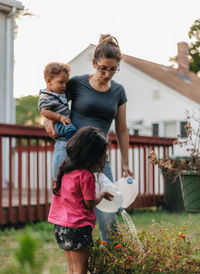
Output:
top-left (59, 115), bottom-right (71, 125)
top-left (103, 192), bottom-right (113, 201)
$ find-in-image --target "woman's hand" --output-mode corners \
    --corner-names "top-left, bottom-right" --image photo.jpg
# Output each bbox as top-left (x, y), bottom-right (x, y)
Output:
top-left (43, 119), bottom-right (58, 138)
top-left (122, 163), bottom-right (134, 178)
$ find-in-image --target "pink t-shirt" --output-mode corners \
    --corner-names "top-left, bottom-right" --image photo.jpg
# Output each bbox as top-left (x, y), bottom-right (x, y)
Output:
top-left (48, 169), bottom-right (96, 229)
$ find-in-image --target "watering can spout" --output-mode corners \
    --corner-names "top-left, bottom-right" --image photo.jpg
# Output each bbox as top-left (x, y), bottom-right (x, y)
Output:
top-left (118, 207), bottom-right (124, 214)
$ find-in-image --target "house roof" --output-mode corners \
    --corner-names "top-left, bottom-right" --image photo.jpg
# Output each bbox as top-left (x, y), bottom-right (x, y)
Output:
top-left (123, 54), bottom-right (200, 104)
top-left (69, 44), bottom-right (95, 64)
top-left (0, 0), bottom-right (23, 11)
top-left (69, 43), bottom-right (200, 104)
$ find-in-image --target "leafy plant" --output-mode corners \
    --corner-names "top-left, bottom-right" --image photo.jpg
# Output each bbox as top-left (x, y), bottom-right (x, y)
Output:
top-left (88, 222), bottom-right (200, 273)
top-left (149, 109), bottom-right (200, 173)
top-left (15, 233), bottom-right (45, 274)
top-left (188, 19), bottom-right (200, 74)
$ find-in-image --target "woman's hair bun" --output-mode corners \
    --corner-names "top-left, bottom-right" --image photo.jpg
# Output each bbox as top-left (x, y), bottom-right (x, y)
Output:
top-left (94, 33), bottom-right (122, 62)
top-left (99, 34), bottom-right (119, 48)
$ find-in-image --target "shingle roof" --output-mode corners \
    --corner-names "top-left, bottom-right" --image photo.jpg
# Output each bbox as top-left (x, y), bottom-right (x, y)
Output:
top-left (123, 54), bottom-right (200, 104)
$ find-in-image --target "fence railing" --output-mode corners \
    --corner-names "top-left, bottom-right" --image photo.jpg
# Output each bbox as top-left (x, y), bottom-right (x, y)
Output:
top-left (0, 123), bottom-right (174, 224)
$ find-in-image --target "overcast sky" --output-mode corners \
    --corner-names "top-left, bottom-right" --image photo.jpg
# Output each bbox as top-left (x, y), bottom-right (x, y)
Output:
top-left (14, 0), bottom-right (200, 98)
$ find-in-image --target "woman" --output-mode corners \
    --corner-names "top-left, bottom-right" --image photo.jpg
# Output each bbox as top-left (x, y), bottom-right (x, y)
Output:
top-left (45, 34), bottom-right (133, 242)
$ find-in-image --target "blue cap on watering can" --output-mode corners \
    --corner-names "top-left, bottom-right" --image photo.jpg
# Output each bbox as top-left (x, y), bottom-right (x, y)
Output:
top-left (127, 177), bottom-right (133, 184)
top-left (118, 206), bottom-right (124, 214)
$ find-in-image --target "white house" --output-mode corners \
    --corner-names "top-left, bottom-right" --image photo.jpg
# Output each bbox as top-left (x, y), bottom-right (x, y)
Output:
top-left (0, 0), bottom-right (23, 124)
top-left (68, 42), bottom-right (200, 139)
top-left (0, 0), bottom-right (23, 187)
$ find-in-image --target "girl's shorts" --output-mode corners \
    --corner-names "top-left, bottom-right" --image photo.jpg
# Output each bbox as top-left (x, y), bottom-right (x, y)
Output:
top-left (54, 224), bottom-right (93, 251)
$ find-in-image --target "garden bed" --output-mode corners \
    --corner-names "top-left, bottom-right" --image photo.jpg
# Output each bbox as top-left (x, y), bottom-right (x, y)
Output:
top-left (1, 210), bottom-right (200, 273)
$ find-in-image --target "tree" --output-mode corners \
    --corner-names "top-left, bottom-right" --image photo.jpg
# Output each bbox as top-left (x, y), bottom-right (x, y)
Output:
top-left (188, 19), bottom-right (200, 74)
top-left (169, 19), bottom-right (200, 74)
top-left (16, 95), bottom-right (43, 126)
top-left (15, 9), bottom-right (35, 39)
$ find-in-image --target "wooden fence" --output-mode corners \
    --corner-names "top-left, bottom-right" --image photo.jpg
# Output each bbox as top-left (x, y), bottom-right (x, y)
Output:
top-left (0, 123), bottom-right (174, 224)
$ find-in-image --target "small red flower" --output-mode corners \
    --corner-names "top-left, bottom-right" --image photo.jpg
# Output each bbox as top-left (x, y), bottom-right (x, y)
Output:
top-left (101, 241), bottom-right (106, 245)
top-left (181, 234), bottom-right (185, 239)
top-left (114, 244), bottom-right (122, 249)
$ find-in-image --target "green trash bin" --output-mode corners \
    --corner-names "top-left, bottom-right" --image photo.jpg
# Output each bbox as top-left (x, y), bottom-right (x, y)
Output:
top-left (179, 171), bottom-right (200, 213)
top-left (161, 157), bottom-right (191, 212)
top-left (162, 168), bottom-right (185, 212)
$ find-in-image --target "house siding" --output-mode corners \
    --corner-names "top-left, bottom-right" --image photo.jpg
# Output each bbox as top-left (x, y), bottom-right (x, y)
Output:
top-left (0, 12), bottom-right (6, 122)
top-left (114, 61), bottom-right (199, 136)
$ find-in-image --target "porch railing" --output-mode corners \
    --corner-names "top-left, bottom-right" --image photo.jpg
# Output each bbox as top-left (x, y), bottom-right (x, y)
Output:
top-left (0, 123), bottom-right (174, 224)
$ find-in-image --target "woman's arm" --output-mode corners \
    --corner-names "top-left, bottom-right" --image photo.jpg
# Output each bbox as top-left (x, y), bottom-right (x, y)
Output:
top-left (84, 192), bottom-right (113, 210)
top-left (115, 103), bottom-right (133, 177)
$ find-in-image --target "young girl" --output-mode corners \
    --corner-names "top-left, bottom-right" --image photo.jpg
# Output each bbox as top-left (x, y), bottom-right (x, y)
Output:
top-left (48, 126), bottom-right (113, 274)
top-left (38, 62), bottom-right (76, 141)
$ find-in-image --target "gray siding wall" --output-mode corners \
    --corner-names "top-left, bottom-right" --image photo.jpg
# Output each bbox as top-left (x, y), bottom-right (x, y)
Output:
top-left (0, 12), bottom-right (6, 122)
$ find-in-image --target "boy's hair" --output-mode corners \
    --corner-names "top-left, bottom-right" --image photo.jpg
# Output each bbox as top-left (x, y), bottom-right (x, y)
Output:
top-left (44, 62), bottom-right (70, 80)
top-left (53, 126), bottom-right (108, 196)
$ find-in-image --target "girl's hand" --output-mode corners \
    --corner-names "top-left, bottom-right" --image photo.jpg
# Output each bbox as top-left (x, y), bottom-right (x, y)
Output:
top-left (84, 192), bottom-right (113, 209)
top-left (43, 119), bottom-right (58, 138)
top-left (59, 115), bottom-right (71, 125)
top-left (103, 192), bottom-right (113, 201)
top-left (122, 163), bottom-right (133, 178)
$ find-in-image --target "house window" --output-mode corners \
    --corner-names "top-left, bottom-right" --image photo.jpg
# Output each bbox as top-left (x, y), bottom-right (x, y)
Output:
top-left (152, 123), bottom-right (159, 136)
top-left (133, 129), bottom-right (139, 135)
top-left (164, 121), bottom-right (177, 137)
top-left (180, 121), bottom-right (187, 138)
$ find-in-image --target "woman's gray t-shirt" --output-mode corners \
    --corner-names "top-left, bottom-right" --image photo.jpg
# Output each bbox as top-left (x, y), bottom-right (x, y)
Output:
top-left (67, 74), bottom-right (127, 136)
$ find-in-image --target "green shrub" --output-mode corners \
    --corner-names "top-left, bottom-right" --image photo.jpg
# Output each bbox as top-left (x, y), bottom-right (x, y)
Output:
top-left (88, 222), bottom-right (200, 273)
top-left (15, 233), bottom-right (46, 274)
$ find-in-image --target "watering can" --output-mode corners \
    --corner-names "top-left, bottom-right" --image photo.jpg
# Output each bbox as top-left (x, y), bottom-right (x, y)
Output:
top-left (94, 173), bottom-right (138, 213)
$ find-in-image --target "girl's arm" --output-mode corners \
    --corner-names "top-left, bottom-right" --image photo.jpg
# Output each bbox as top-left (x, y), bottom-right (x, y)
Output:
top-left (41, 108), bottom-right (71, 125)
top-left (115, 103), bottom-right (133, 177)
top-left (84, 192), bottom-right (113, 210)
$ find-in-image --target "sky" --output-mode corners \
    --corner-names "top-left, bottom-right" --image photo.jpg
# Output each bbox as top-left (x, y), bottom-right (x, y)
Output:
top-left (14, 0), bottom-right (200, 98)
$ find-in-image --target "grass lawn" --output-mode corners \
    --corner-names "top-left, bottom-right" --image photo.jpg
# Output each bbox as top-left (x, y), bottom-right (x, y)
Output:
top-left (0, 209), bottom-right (200, 274)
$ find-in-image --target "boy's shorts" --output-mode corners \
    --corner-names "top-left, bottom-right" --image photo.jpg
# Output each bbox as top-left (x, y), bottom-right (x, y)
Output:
top-left (54, 224), bottom-right (93, 250)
